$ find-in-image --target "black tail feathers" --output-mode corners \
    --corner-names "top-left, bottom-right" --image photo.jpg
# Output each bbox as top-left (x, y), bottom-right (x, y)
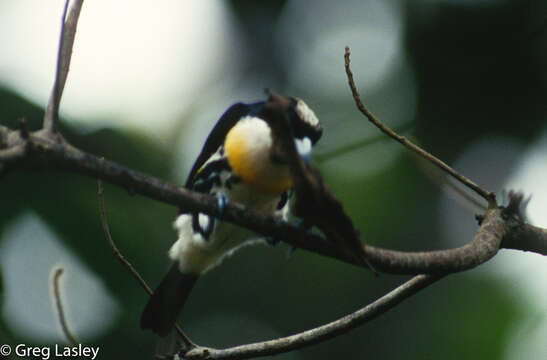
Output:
top-left (140, 264), bottom-right (199, 337)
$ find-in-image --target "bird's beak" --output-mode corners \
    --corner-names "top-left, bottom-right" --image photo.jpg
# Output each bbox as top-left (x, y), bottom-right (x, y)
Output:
top-left (294, 137), bottom-right (312, 163)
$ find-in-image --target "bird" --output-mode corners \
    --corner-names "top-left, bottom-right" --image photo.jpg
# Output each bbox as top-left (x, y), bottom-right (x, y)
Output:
top-left (140, 93), bottom-right (322, 336)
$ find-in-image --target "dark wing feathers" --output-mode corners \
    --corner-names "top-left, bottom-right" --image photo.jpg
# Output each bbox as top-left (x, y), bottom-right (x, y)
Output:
top-left (185, 102), bottom-right (260, 188)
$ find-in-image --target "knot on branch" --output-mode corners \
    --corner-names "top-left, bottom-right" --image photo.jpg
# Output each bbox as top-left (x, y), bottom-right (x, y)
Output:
top-left (182, 347), bottom-right (212, 360)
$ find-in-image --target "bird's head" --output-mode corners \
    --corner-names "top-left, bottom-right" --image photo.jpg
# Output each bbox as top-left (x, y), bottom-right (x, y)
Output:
top-left (223, 94), bottom-right (322, 194)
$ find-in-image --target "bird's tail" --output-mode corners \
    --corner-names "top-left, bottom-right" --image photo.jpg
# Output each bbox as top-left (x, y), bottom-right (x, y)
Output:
top-left (140, 264), bottom-right (199, 337)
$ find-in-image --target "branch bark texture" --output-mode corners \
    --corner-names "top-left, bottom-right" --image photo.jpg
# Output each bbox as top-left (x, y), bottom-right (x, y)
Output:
top-left (0, 128), bottom-right (539, 275)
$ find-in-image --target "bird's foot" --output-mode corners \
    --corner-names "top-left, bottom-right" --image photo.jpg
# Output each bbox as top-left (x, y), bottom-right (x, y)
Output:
top-left (216, 193), bottom-right (229, 216)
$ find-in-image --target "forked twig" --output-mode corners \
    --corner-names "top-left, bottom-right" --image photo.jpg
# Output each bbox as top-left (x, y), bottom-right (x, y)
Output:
top-left (97, 180), bottom-right (195, 349)
top-left (344, 46), bottom-right (496, 208)
top-left (52, 267), bottom-right (78, 345)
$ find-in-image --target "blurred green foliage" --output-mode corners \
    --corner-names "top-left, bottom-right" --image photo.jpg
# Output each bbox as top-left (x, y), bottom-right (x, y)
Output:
top-left (1, 0), bottom-right (546, 359)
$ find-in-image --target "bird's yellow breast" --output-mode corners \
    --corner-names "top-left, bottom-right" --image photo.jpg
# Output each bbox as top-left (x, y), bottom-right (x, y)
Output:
top-left (224, 116), bottom-right (292, 195)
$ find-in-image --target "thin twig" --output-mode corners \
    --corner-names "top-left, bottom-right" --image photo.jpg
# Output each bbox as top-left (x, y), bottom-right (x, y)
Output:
top-left (314, 122), bottom-right (414, 163)
top-left (43, 0), bottom-right (84, 133)
top-left (184, 274), bottom-right (443, 360)
top-left (343, 46), bottom-right (496, 207)
top-left (52, 267), bottom-right (78, 345)
top-left (414, 155), bottom-right (487, 213)
top-left (97, 180), bottom-right (195, 349)
top-left (97, 180), bottom-right (152, 293)
top-left (315, 125), bottom-right (487, 214)
top-left (442, 178), bottom-right (488, 212)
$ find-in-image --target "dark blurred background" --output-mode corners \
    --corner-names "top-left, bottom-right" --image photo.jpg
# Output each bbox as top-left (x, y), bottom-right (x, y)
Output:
top-left (1, 0), bottom-right (546, 359)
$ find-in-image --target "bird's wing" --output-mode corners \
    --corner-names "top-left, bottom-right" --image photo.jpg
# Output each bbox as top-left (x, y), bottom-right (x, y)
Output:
top-left (185, 102), bottom-right (264, 188)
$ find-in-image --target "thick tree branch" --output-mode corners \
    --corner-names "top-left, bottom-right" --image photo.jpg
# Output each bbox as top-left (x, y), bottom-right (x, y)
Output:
top-left (366, 207), bottom-right (506, 273)
top-left (0, 141), bottom-right (26, 177)
top-left (183, 274), bottom-right (443, 360)
top-left (0, 143), bottom-right (26, 163)
top-left (1, 128), bottom-right (543, 275)
top-left (500, 191), bottom-right (547, 255)
top-left (0, 124), bottom-right (9, 144)
top-left (344, 46), bottom-right (496, 207)
top-left (502, 223), bottom-right (547, 255)
top-left (43, 0), bottom-right (84, 134)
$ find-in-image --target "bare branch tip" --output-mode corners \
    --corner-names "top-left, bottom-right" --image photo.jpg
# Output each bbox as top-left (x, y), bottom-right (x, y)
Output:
top-left (51, 266), bottom-right (78, 345)
top-left (344, 46), bottom-right (351, 67)
top-left (54, 267), bottom-right (64, 277)
top-left (43, 0), bottom-right (85, 133)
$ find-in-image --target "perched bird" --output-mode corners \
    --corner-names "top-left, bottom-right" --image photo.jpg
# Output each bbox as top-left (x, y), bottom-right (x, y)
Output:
top-left (140, 93), bottom-right (322, 336)
top-left (261, 94), bottom-right (368, 268)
